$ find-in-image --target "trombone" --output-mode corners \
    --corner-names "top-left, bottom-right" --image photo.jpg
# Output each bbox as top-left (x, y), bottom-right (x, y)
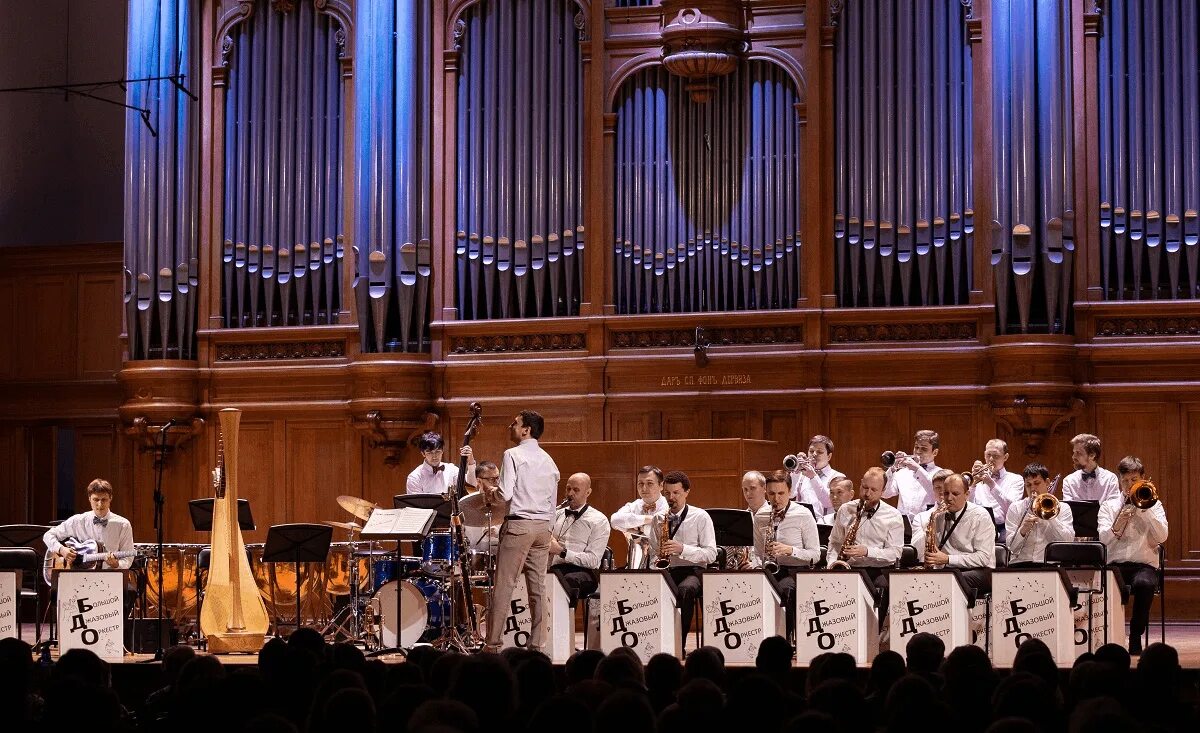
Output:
top-left (1026, 473), bottom-right (1062, 520)
top-left (1125, 478), bottom-right (1159, 510)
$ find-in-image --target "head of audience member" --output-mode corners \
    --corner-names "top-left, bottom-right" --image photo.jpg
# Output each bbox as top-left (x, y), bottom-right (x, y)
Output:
top-left (741, 471), bottom-right (767, 512)
top-left (563, 472), bottom-right (592, 510)
top-left (645, 653), bottom-right (683, 712)
top-left (860, 467), bottom-right (887, 509)
top-left (565, 649), bottom-right (604, 686)
top-left (764, 470), bottom-right (791, 514)
top-left (636, 466), bottom-right (664, 507)
top-left (596, 648), bottom-right (646, 690)
top-left (755, 635), bottom-right (794, 678)
top-left (807, 652), bottom-right (858, 695)
top-left (86, 478), bottom-right (114, 518)
top-left (807, 434), bottom-right (835, 471)
top-left (53, 648), bottom-right (111, 688)
top-left (1116, 455), bottom-right (1145, 493)
top-left (682, 647), bottom-right (726, 687)
top-left (886, 674), bottom-right (948, 730)
top-left (912, 429), bottom-right (940, 468)
top-left (1067, 660), bottom-right (1123, 705)
top-left (526, 696), bottom-right (592, 733)
top-left (409, 699), bottom-right (479, 733)
top-left (866, 649), bottom-right (906, 700)
top-left (509, 410), bottom-right (545, 444)
top-left (416, 432), bottom-right (446, 468)
top-left (1070, 433), bottom-right (1102, 472)
top-left (984, 439), bottom-right (1011, 473)
top-left (1137, 642), bottom-right (1181, 689)
top-left (829, 477), bottom-right (855, 514)
top-left (663, 471), bottom-right (692, 514)
top-left (1092, 642), bottom-right (1131, 672)
top-left (905, 632), bottom-right (946, 678)
top-left (449, 654), bottom-right (514, 724)
top-left (992, 672), bottom-right (1061, 731)
top-left (941, 474), bottom-right (969, 513)
top-left (1012, 640), bottom-right (1059, 688)
top-left (1021, 463), bottom-right (1051, 499)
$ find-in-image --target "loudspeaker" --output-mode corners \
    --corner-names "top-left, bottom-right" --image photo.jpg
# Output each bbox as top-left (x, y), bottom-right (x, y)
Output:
top-left (125, 618), bottom-right (178, 653)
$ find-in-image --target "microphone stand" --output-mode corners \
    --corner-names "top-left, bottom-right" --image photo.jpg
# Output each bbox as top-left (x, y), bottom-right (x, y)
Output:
top-left (152, 421), bottom-right (173, 661)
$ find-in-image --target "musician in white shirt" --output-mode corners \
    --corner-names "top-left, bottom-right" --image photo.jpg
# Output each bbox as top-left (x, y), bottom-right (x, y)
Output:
top-left (548, 472), bottom-right (611, 599)
top-left (721, 471), bottom-right (768, 569)
top-left (483, 410), bottom-right (560, 654)
top-left (753, 470), bottom-right (820, 636)
top-left (1099, 456), bottom-right (1168, 655)
top-left (969, 439), bottom-right (1026, 541)
top-left (819, 477), bottom-right (856, 525)
top-left (406, 431), bottom-right (477, 495)
top-left (44, 479), bottom-right (136, 614)
top-left (828, 467), bottom-right (904, 614)
top-left (790, 435), bottom-right (845, 513)
top-left (882, 429), bottom-right (941, 518)
top-left (610, 466), bottom-right (668, 568)
top-left (1005, 463), bottom-right (1075, 566)
top-left (912, 473), bottom-right (996, 594)
top-left (647, 470), bottom-right (718, 646)
top-left (1061, 433), bottom-right (1121, 505)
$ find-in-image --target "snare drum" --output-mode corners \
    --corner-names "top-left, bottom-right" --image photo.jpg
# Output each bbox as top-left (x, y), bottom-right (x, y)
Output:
top-left (372, 579), bottom-right (448, 647)
top-left (421, 531), bottom-right (459, 576)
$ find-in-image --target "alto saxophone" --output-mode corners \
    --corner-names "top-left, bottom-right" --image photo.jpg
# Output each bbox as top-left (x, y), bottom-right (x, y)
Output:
top-left (762, 508), bottom-right (785, 574)
top-left (828, 500), bottom-right (867, 570)
top-left (652, 514), bottom-right (673, 570)
top-left (923, 501), bottom-right (947, 569)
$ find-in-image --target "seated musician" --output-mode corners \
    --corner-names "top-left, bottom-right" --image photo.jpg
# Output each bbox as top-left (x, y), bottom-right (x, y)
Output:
top-left (465, 460), bottom-right (503, 553)
top-left (1062, 433), bottom-right (1121, 505)
top-left (647, 470), bottom-right (717, 649)
top-left (1005, 463), bottom-right (1074, 567)
top-left (969, 439), bottom-right (1027, 541)
top-left (752, 470), bottom-right (820, 635)
top-left (1099, 456), bottom-right (1168, 655)
top-left (721, 471), bottom-right (768, 569)
top-left (43, 478), bottom-right (137, 614)
top-left (790, 434), bottom-right (846, 515)
top-left (819, 477), bottom-right (856, 526)
top-left (912, 472), bottom-right (995, 595)
top-left (406, 431), bottom-right (476, 494)
top-left (882, 429), bottom-right (942, 519)
top-left (827, 467), bottom-right (903, 614)
top-left (610, 465), bottom-right (669, 559)
top-left (548, 472), bottom-right (610, 600)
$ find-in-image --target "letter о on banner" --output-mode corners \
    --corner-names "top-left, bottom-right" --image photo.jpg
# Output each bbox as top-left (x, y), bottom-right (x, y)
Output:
top-left (57, 570), bottom-right (125, 660)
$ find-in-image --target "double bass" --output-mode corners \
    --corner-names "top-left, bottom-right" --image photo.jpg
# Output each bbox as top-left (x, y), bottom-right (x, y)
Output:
top-left (200, 408), bottom-right (269, 652)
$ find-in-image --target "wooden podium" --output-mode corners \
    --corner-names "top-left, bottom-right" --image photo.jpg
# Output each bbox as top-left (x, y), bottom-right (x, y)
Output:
top-left (1066, 567), bottom-right (1127, 653)
top-left (990, 568), bottom-right (1076, 666)
top-left (701, 570), bottom-right (784, 664)
top-left (599, 570), bottom-right (681, 661)
top-left (496, 572), bottom-right (574, 664)
top-left (889, 569), bottom-right (973, 650)
top-left (794, 570), bottom-right (880, 664)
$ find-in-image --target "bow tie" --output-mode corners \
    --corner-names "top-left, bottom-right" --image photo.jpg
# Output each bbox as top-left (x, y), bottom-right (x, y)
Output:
top-left (565, 508), bottom-right (584, 519)
top-left (93, 516), bottom-right (108, 527)
top-left (1081, 470), bottom-right (1097, 481)
top-left (920, 463), bottom-right (933, 471)
top-left (431, 464), bottom-right (445, 474)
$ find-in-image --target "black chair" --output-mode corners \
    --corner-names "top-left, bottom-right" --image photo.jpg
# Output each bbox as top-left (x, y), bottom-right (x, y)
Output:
top-left (995, 544), bottom-right (1010, 569)
top-left (899, 544), bottom-right (919, 569)
top-left (902, 515), bottom-right (913, 544)
top-left (709, 547), bottom-right (727, 570)
top-left (1146, 543), bottom-right (1166, 647)
top-left (1044, 541), bottom-right (1105, 567)
top-left (0, 548), bottom-right (42, 643)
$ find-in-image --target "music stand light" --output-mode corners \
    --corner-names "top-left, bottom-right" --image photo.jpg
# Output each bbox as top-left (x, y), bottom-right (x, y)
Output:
top-left (262, 524), bottom-right (333, 634)
top-left (189, 498), bottom-right (255, 531)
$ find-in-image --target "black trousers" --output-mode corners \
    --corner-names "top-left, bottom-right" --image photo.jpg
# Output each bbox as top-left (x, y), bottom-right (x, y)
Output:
top-left (549, 563), bottom-right (598, 604)
top-left (865, 567), bottom-right (890, 618)
top-left (1115, 562), bottom-right (1158, 638)
top-left (668, 566), bottom-right (702, 643)
top-left (771, 568), bottom-right (798, 637)
top-left (958, 568), bottom-right (992, 597)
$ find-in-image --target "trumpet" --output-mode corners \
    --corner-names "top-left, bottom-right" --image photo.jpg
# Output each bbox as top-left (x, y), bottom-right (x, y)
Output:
top-left (965, 459), bottom-right (994, 486)
top-left (1126, 478), bottom-right (1159, 509)
top-left (784, 453), bottom-right (813, 472)
top-left (881, 450), bottom-right (910, 470)
top-left (652, 514), bottom-right (673, 570)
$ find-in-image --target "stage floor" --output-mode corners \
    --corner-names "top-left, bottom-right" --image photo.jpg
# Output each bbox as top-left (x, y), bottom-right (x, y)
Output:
top-left (18, 622), bottom-right (1200, 668)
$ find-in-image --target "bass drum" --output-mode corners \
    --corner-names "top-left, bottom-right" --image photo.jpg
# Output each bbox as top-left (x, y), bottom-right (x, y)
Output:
top-left (372, 579), bottom-right (446, 648)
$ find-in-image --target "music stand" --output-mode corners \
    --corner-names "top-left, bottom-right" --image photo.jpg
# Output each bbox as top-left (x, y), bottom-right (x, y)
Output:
top-left (262, 524), bottom-right (333, 633)
top-left (0, 524), bottom-right (51, 549)
top-left (393, 495), bottom-right (453, 530)
top-left (707, 509), bottom-right (755, 549)
top-left (1066, 500), bottom-right (1100, 539)
top-left (189, 499), bottom-right (255, 531)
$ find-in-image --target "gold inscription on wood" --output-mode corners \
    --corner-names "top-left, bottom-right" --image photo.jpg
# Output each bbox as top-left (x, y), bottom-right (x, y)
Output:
top-left (660, 374), bottom-right (752, 387)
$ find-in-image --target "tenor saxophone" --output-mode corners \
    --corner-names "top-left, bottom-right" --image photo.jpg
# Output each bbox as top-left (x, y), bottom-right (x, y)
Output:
top-left (762, 508), bottom-right (785, 574)
top-left (923, 501), bottom-right (947, 569)
top-left (652, 514), bottom-right (673, 569)
top-left (828, 500), bottom-right (866, 570)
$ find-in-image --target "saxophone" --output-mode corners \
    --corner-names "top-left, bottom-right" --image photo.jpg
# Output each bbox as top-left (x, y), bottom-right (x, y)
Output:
top-left (828, 500), bottom-right (867, 570)
top-left (652, 514), bottom-right (673, 569)
top-left (762, 508), bottom-right (785, 574)
top-left (923, 501), bottom-right (947, 569)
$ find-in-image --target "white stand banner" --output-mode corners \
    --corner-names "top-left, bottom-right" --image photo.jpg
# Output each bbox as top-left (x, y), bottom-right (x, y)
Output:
top-left (889, 570), bottom-right (972, 650)
top-left (498, 572), bottom-right (573, 664)
top-left (990, 569), bottom-right (1076, 666)
top-left (0, 571), bottom-right (18, 640)
top-left (599, 570), bottom-right (681, 662)
top-left (57, 570), bottom-right (125, 660)
top-left (701, 571), bottom-right (784, 663)
top-left (794, 570), bottom-right (879, 664)
top-left (1067, 568), bottom-right (1126, 653)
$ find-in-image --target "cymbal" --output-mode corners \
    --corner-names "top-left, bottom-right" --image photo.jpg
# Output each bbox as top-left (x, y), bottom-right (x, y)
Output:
top-left (337, 495), bottom-right (379, 521)
top-left (323, 519), bottom-right (361, 532)
top-left (458, 491), bottom-right (508, 528)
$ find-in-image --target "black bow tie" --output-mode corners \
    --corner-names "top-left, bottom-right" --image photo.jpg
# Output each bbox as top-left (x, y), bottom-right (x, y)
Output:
top-left (93, 516), bottom-right (108, 527)
top-left (565, 507), bottom-right (585, 519)
top-left (431, 464), bottom-right (445, 474)
top-left (921, 463), bottom-right (933, 471)
top-left (1081, 470), bottom-right (1097, 481)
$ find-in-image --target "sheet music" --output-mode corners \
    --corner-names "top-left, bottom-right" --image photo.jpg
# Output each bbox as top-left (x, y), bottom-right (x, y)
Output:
top-left (361, 508), bottom-right (436, 539)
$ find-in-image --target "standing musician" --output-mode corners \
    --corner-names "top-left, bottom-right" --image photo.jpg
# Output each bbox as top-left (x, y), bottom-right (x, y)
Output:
top-left (1061, 433), bottom-right (1121, 504)
top-left (790, 435), bottom-right (845, 514)
top-left (1098, 456), bottom-right (1168, 655)
top-left (912, 472), bottom-right (995, 595)
top-left (753, 470), bottom-right (820, 635)
top-left (407, 431), bottom-right (477, 494)
top-left (883, 429), bottom-right (942, 518)
top-left (43, 479), bottom-right (136, 613)
top-left (483, 411), bottom-right (559, 654)
top-left (1005, 463), bottom-right (1075, 567)
top-left (827, 468), bottom-right (904, 615)
top-left (968, 439), bottom-right (1026, 541)
top-left (548, 472), bottom-right (610, 600)
top-left (819, 477), bottom-right (856, 526)
top-left (647, 470), bottom-right (717, 648)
